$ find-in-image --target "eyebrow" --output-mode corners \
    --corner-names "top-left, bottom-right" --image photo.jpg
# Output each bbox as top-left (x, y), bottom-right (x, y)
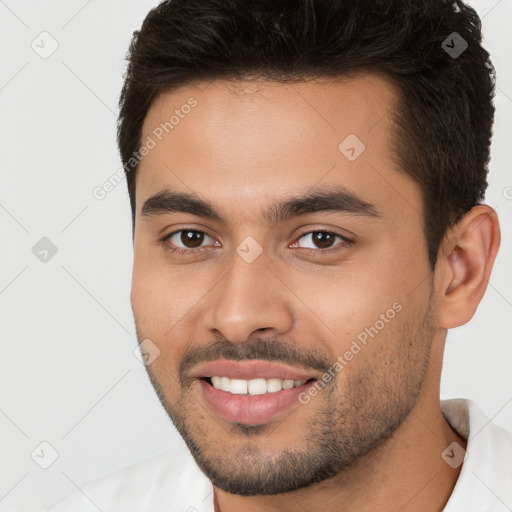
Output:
top-left (141, 186), bottom-right (381, 225)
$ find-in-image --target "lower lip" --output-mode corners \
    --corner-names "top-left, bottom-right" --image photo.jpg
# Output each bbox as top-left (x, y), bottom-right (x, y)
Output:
top-left (198, 379), bottom-right (314, 425)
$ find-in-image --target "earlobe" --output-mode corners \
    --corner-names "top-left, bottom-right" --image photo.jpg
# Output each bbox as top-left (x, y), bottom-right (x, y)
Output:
top-left (437, 205), bottom-right (500, 329)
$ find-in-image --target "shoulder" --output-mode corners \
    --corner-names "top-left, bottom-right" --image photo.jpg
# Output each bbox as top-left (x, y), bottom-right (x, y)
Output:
top-left (47, 449), bottom-right (213, 512)
top-left (442, 398), bottom-right (512, 511)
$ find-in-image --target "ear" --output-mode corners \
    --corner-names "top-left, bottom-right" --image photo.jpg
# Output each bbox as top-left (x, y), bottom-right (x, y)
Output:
top-left (436, 205), bottom-right (501, 329)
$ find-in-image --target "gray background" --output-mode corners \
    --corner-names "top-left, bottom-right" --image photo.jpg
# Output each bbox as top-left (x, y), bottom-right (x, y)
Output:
top-left (0, 0), bottom-right (511, 510)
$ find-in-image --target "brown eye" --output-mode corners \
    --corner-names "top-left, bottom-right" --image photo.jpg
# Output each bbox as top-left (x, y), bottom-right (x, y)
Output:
top-left (180, 230), bottom-right (205, 248)
top-left (296, 231), bottom-right (348, 251)
top-left (164, 229), bottom-right (215, 251)
top-left (312, 232), bottom-right (335, 249)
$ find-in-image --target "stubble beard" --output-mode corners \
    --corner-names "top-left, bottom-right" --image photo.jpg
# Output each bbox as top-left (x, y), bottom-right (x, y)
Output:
top-left (139, 295), bottom-right (435, 496)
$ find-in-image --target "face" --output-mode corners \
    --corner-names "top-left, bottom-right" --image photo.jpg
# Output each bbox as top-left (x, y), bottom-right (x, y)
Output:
top-left (131, 75), bottom-right (439, 495)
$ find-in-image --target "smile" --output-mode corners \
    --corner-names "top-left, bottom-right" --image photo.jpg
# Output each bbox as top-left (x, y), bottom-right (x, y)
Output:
top-left (207, 376), bottom-right (312, 395)
top-left (190, 360), bottom-right (320, 424)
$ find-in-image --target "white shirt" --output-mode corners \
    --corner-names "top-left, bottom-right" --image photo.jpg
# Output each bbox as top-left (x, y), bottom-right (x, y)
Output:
top-left (48, 399), bottom-right (512, 512)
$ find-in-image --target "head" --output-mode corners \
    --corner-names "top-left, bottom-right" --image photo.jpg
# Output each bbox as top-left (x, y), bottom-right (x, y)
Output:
top-left (119, 0), bottom-right (500, 496)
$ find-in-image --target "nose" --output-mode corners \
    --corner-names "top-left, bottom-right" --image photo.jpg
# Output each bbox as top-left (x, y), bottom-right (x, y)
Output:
top-left (202, 251), bottom-right (294, 344)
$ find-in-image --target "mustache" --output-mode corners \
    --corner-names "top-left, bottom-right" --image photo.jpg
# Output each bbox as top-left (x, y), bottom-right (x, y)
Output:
top-left (179, 338), bottom-right (332, 383)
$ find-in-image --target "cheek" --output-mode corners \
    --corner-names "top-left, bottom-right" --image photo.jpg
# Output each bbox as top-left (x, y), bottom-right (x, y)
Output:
top-left (131, 264), bottom-right (161, 327)
top-left (131, 269), bottom-right (187, 391)
top-left (131, 256), bottom-right (176, 340)
top-left (332, 309), bottom-right (426, 405)
top-left (131, 257), bottom-right (210, 352)
top-left (285, 262), bottom-right (401, 333)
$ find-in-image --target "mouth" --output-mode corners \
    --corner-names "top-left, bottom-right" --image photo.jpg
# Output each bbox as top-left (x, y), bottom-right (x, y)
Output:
top-left (190, 360), bottom-right (320, 425)
top-left (203, 376), bottom-right (316, 395)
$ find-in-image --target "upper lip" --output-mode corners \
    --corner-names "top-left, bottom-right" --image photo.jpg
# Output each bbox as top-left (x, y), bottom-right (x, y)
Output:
top-left (189, 360), bottom-right (319, 381)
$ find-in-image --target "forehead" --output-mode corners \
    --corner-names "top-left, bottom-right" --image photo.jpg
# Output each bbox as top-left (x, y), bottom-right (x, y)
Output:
top-left (136, 74), bottom-right (420, 226)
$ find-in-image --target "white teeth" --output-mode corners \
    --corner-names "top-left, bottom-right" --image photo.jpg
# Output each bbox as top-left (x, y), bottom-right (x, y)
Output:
top-left (229, 379), bottom-right (248, 394)
top-left (209, 376), bottom-right (308, 394)
top-left (248, 379), bottom-right (267, 395)
top-left (267, 378), bottom-right (284, 393)
top-left (219, 376), bottom-right (231, 392)
top-left (282, 379), bottom-right (294, 389)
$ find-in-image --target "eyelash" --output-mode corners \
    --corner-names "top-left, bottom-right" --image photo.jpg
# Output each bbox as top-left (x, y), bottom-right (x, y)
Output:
top-left (160, 228), bottom-right (354, 257)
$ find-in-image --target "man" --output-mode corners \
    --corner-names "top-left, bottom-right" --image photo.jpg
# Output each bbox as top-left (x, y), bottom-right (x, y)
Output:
top-left (49, 0), bottom-right (512, 510)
